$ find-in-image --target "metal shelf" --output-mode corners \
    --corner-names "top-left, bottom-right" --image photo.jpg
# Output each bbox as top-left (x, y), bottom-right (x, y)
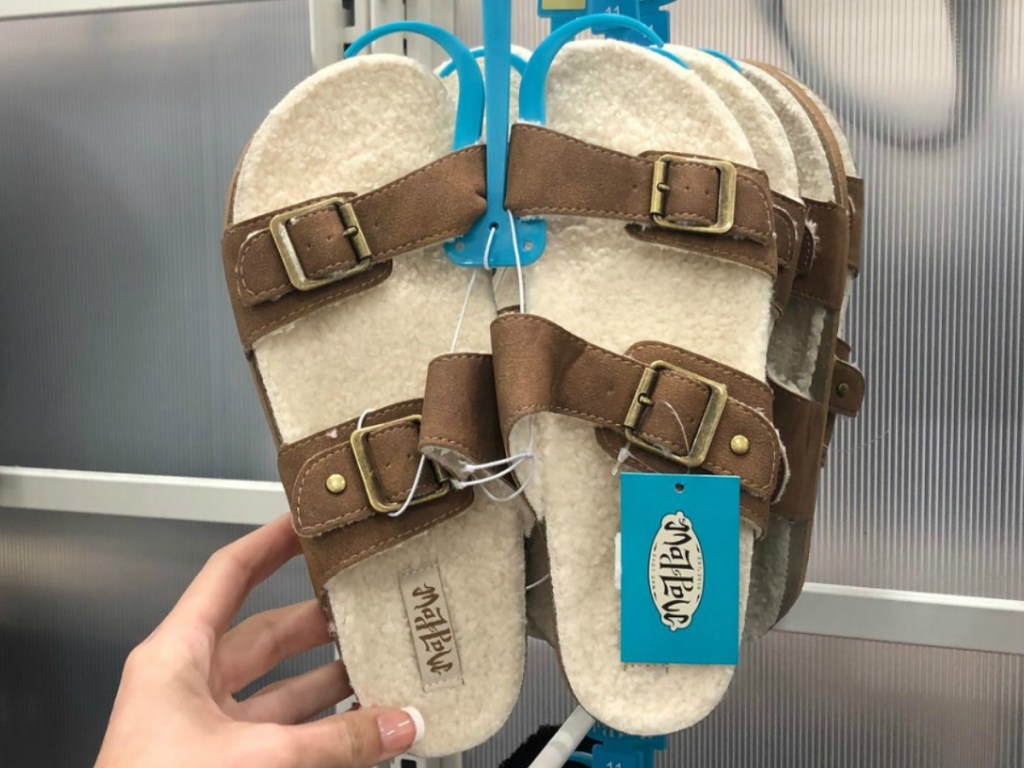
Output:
top-left (0, 0), bottom-right (273, 20)
top-left (1, 1), bottom-right (456, 69)
top-left (1, 464), bottom-right (1022, 656)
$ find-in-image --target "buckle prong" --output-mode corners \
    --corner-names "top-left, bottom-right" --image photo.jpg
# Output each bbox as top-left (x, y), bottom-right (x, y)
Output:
top-left (624, 361), bottom-right (727, 468)
top-left (269, 198), bottom-right (373, 292)
top-left (650, 155), bottom-right (737, 235)
top-left (350, 414), bottom-right (452, 514)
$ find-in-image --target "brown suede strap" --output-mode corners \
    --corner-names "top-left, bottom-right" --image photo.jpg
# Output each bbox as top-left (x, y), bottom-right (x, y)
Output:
top-left (770, 385), bottom-right (828, 523)
top-left (490, 313), bottom-right (782, 532)
top-left (420, 353), bottom-right (507, 477)
top-left (792, 199), bottom-right (850, 312)
top-left (822, 339), bottom-right (866, 462)
top-left (829, 340), bottom-right (866, 419)
top-left (505, 124), bottom-right (778, 278)
top-left (222, 146), bottom-right (487, 350)
top-left (278, 398), bottom-right (479, 594)
top-left (847, 177), bottom-right (864, 276)
top-left (772, 193), bottom-right (808, 315)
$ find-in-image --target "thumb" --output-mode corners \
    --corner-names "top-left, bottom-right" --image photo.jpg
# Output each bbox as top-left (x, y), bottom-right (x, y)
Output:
top-left (287, 705), bottom-right (424, 768)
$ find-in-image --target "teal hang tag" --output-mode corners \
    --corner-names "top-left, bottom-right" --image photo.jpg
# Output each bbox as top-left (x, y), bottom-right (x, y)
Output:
top-left (619, 472), bottom-right (739, 665)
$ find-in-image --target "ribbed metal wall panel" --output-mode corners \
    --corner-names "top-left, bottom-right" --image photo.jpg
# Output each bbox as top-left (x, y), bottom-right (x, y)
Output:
top-left (0, 0), bottom-right (310, 482)
top-left (0, 2), bottom-right (1022, 766)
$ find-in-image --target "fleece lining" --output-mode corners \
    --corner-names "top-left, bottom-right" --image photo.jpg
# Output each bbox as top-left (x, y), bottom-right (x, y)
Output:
top-left (673, 47), bottom-right (800, 202)
top-left (231, 55), bottom-right (525, 757)
top-left (507, 40), bottom-right (769, 735)
top-left (669, 49), bottom-right (806, 641)
top-left (740, 63), bottom-right (844, 638)
top-left (798, 83), bottom-right (862, 329)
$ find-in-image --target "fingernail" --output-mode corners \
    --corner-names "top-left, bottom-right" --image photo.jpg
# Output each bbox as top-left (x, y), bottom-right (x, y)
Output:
top-left (377, 706), bottom-right (425, 752)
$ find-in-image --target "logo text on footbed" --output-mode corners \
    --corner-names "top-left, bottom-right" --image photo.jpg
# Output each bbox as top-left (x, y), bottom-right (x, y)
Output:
top-left (648, 511), bottom-right (704, 630)
top-left (400, 565), bottom-right (463, 690)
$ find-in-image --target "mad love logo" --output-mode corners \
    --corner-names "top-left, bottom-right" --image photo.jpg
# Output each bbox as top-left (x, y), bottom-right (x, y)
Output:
top-left (648, 509), bottom-right (705, 631)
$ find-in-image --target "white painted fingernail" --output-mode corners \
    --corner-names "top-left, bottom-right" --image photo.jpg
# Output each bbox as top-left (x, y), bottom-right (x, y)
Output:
top-left (401, 706), bottom-right (425, 744)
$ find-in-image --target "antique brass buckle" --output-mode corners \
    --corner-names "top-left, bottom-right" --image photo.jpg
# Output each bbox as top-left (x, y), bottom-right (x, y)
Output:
top-left (350, 414), bottom-right (452, 514)
top-left (269, 198), bottom-right (373, 292)
top-left (650, 155), bottom-right (737, 235)
top-left (623, 361), bottom-right (727, 468)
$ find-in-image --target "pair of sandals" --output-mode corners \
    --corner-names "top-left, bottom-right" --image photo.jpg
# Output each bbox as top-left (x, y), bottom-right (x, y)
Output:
top-left (221, 36), bottom-right (864, 757)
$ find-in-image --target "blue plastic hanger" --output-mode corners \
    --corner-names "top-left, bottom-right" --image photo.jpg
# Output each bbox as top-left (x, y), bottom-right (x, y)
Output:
top-left (443, 2), bottom-right (546, 268)
top-left (700, 47), bottom-right (743, 72)
top-left (437, 46), bottom-right (528, 79)
top-left (346, 22), bottom-right (484, 151)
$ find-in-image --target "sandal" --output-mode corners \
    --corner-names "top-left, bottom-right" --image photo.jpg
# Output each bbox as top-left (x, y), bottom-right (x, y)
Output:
top-left (739, 61), bottom-right (865, 635)
top-left (220, 52), bottom-right (526, 755)
top-left (493, 37), bottom-right (786, 734)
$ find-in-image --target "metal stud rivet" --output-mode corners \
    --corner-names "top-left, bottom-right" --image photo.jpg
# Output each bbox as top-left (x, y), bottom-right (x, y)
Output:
top-left (836, 382), bottom-right (850, 397)
top-left (730, 435), bottom-right (750, 456)
top-left (325, 474), bottom-right (347, 494)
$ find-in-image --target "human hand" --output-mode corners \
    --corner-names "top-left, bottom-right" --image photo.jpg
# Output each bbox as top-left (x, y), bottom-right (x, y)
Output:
top-left (95, 515), bottom-right (423, 768)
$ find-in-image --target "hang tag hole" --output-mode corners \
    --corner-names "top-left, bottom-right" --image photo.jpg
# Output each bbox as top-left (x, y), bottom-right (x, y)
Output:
top-left (674, 482), bottom-right (684, 493)
top-left (523, 240), bottom-right (534, 251)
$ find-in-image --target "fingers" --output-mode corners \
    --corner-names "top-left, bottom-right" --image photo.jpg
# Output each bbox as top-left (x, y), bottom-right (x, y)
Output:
top-left (234, 660), bottom-right (353, 724)
top-left (166, 515), bottom-right (301, 639)
top-left (213, 600), bottom-right (330, 696)
top-left (285, 706), bottom-right (424, 768)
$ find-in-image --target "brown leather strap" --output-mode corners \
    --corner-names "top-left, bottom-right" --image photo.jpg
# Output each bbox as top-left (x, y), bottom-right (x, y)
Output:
top-left (279, 400), bottom-right (474, 594)
top-left (792, 199), bottom-right (849, 312)
top-left (505, 124), bottom-right (778, 278)
top-left (847, 176), bottom-right (864, 276)
top-left (772, 193), bottom-right (808, 315)
top-left (222, 146), bottom-right (487, 350)
top-left (420, 353), bottom-right (507, 476)
top-left (822, 339), bottom-right (866, 461)
top-left (770, 384), bottom-right (828, 524)
top-left (829, 351), bottom-right (865, 419)
top-left (490, 313), bottom-right (782, 532)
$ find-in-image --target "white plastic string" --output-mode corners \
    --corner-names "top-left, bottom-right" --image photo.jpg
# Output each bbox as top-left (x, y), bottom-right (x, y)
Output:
top-left (388, 453), bottom-right (429, 518)
top-left (613, 402), bottom-right (692, 476)
top-left (355, 408), bottom-right (373, 431)
top-left (448, 268), bottom-right (480, 354)
top-left (663, 402), bottom-right (692, 457)
top-left (390, 218), bottom-right (533, 518)
top-left (451, 416), bottom-right (535, 502)
top-left (611, 444), bottom-right (634, 476)
top-left (507, 210), bottom-right (527, 313)
top-left (525, 572), bottom-right (551, 592)
top-left (481, 222), bottom-right (498, 270)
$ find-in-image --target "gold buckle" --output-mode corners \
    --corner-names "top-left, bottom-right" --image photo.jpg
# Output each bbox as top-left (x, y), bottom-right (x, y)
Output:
top-left (350, 415), bottom-right (452, 514)
top-left (650, 155), bottom-right (737, 234)
top-left (268, 198), bottom-right (373, 292)
top-left (623, 361), bottom-right (727, 467)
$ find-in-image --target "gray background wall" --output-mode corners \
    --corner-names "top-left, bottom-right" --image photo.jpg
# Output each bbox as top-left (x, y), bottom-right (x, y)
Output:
top-left (0, 1), bottom-right (1021, 765)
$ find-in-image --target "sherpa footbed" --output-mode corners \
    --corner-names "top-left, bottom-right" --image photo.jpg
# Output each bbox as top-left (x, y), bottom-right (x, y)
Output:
top-left (504, 40), bottom-right (769, 734)
top-left (229, 55), bottom-right (525, 756)
top-left (668, 48), bottom-right (807, 638)
top-left (740, 62), bottom-right (844, 637)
